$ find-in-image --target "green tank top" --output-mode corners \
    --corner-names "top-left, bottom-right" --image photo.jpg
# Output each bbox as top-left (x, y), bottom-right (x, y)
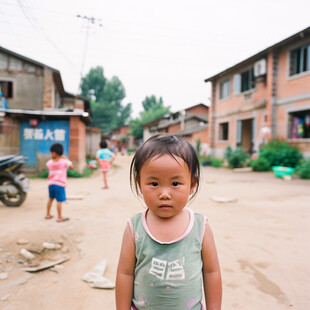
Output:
top-left (129, 208), bottom-right (205, 309)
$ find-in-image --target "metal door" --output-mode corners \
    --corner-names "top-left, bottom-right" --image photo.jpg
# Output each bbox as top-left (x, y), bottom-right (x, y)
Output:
top-left (20, 119), bottom-right (70, 168)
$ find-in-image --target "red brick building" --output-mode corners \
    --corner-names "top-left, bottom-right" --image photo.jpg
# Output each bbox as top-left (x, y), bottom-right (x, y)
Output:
top-left (142, 103), bottom-right (209, 148)
top-left (205, 26), bottom-right (310, 158)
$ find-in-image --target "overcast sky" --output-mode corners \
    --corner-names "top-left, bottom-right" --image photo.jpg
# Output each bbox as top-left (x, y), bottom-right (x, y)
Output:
top-left (1, 0), bottom-right (310, 117)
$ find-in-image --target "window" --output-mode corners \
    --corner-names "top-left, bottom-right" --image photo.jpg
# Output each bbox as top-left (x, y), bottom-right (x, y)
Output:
top-left (289, 44), bottom-right (310, 76)
top-left (0, 53), bottom-right (8, 70)
top-left (24, 63), bottom-right (36, 73)
top-left (9, 57), bottom-right (22, 71)
top-left (241, 68), bottom-right (256, 92)
top-left (234, 67), bottom-right (256, 94)
top-left (288, 109), bottom-right (310, 139)
top-left (0, 81), bottom-right (13, 98)
top-left (220, 79), bottom-right (230, 99)
top-left (219, 122), bottom-right (229, 141)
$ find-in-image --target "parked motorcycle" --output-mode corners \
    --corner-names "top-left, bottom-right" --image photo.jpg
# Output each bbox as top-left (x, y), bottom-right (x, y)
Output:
top-left (0, 155), bottom-right (29, 207)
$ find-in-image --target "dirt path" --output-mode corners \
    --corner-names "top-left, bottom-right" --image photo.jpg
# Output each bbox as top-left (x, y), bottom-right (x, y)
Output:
top-left (0, 154), bottom-right (309, 309)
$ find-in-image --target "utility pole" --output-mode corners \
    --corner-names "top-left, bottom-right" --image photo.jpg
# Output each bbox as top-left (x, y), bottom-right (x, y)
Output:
top-left (77, 15), bottom-right (103, 92)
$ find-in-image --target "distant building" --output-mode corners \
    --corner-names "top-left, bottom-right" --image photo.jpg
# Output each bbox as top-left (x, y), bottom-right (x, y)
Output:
top-left (205, 26), bottom-right (310, 158)
top-left (142, 103), bottom-right (209, 149)
top-left (0, 46), bottom-right (92, 172)
top-left (110, 125), bottom-right (135, 151)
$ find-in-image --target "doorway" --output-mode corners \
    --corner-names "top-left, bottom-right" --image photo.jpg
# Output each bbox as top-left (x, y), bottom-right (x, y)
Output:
top-left (236, 118), bottom-right (255, 153)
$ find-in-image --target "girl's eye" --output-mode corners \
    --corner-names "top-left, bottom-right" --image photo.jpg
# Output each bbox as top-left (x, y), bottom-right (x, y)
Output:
top-left (150, 182), bottom-right (158, 187)
top-left (172, 182), bottom-right (180, 187)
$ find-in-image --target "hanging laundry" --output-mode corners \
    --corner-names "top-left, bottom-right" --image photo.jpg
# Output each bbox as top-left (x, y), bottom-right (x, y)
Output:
top-left (291, 117), bottom-right (299, 139)
top-left (305, 114), bottom-right (310, 128)
top-left (297, 118), bottom-right (304, 138)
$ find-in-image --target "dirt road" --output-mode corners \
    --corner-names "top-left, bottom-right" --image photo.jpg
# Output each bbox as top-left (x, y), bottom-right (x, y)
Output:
top-left (0, 154), bottom-right (309, 309)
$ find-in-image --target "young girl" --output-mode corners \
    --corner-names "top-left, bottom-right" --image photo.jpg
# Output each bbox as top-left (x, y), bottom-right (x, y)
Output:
top-left (96, 140), bottom-right (115, 189)
top-left (45, 143), bottom-right (73, 222)
top-left (116, 135), bottom-right (222, 310)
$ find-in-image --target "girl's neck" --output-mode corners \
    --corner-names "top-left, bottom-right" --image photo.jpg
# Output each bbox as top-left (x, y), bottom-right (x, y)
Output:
top-left (145, 208), bottom-right (190, 243)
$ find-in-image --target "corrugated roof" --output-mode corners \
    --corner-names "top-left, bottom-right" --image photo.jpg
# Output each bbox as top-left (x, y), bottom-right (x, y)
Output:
top-left (0, 108), bottom-right (89, 117)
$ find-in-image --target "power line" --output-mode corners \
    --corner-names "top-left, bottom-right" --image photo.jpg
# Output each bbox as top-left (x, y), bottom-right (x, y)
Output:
top-left (15, 0), bottom-right (77, 69)
top-left (77, 14), bottom-right (103, 91)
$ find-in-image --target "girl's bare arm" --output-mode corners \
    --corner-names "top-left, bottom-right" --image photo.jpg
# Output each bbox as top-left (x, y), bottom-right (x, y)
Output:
top-left (201, 222), bottom-right (222, 310)
top-left (115, 223), bottom-right (136, 310)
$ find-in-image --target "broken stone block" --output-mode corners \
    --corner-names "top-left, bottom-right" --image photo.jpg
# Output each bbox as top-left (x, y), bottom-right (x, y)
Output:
top-left (26, 244), bottom-right (44, 254)
top-left (42, 242), bottom-right (61, 250)
top-left (1, 293), bottom-right (10, 301)
top-left (17, 239), bottom-right (29, 245)
top-left (210, 196), bottom-right (238, 203)
top-left (82, 260), bottom-right (115, 289)
top-left (0, 272), bottom-right (8, 280)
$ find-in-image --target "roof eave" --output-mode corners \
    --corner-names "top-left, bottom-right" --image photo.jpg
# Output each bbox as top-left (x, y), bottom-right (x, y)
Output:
top-left (204, 26), bottom-right (310, 82)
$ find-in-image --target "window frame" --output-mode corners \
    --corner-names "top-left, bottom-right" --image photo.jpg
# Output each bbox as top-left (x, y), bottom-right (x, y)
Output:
top-left (287, 41), bottom-right (310, 79)
top-left (218, 122), bottom-right (229, 141)
top-left (240, 67), bottom-right (256, 93)
top-left (219, 78), bottom-right (231, 100)
top-left (289, 43), bottom-right (310, 76)
top-left (0, 80), bottom-right (13, 99)
top-left (287, 107), bottom-right (310, 140)
top-left (233, 66), bottom-right (256, 95)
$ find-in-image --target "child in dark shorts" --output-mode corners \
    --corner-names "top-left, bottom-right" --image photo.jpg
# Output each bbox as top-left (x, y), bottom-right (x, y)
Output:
top-left (45, 143), bottom-right (73, 222)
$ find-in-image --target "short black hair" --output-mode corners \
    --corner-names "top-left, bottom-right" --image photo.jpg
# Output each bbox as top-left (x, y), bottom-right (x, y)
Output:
top-left (100, 140), bottom-right (107, 148)
top-left (50, 143), bottom-right (63, 156)
top-left (130, 134), bottom-right (200, 199)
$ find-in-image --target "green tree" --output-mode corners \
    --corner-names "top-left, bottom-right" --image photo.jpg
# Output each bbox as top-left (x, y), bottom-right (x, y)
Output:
top-left (80, 66), bottom-right (106, 102)
top-left (130, 96), bottom-right (170, 139)
top-left (80, 66), bottom-right (131, 133)
top-left (142, 95), bottom-right (164, 111)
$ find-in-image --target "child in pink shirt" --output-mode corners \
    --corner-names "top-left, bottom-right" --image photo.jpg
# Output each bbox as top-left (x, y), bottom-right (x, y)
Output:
top-left (45, 143), bottom-right (73, 222)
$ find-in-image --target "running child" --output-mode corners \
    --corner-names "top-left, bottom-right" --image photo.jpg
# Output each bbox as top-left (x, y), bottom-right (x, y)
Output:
top-left (45, 143), bottom-right (73, 222)
top-left (96, 140), bottom-right (115, 189)
top-left (115, 134), bottom-right (222, 309)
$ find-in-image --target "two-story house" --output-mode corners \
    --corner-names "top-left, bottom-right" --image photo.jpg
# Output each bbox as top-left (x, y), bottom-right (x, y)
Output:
top-left (205, 26), bottom-right (310, 158)
top-left (0, 46), bottom-right (91, 172)
top-left (142, 103), bottom-right (209, 148)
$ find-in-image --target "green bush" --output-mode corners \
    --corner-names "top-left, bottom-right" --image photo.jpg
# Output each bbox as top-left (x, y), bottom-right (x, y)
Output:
top-left (295, 158), bottom-right (310, 179)
top-left (224, 146), bottom-right (250, 168)
top-left (38, 167), bottom-right (94, 178)
top-left (38, 169), bottom-right (49, 178)
top-left (199, 155), bottom-right (211, 166)
top-left (196, 139), bottom-right (201, 155)
top-left (259, 140), bottom-right (302, 167)
top-left (248, 157), bottom-right (271, 171)
top-left (210, 156), bottom-right (224, 168)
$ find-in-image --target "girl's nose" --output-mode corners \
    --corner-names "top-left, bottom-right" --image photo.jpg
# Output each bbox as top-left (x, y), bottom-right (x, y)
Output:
top-left (159, 190), bottom-right (171, 200)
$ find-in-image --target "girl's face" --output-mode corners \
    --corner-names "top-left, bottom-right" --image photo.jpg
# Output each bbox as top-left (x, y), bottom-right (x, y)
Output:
top-left (51, 151), bottom-right (59, 160)
top-left (138, 154), bottom-right (195, 219)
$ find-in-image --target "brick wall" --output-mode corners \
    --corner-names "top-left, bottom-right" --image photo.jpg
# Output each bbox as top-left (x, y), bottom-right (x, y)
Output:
top-left (0, 117), bottom-right (19, 155)
top-left (186, 104), bottom-right (208, 115)
top-left (168, 123), bottom-right (181, 133)
top-left (190, 128), bottom-right (209, 144)
top-left (69, 116), bottom-right (86, 173)
top-left (43, 67), bottom-right (54, 109)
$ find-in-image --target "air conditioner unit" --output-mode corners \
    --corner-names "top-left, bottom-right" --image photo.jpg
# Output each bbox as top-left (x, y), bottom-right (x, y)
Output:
top-left (254, 59), bottom-right (267, 77)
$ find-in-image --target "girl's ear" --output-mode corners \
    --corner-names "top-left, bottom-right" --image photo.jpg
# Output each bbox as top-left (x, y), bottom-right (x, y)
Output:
top-left (190, 179), bottom-right (197, 194)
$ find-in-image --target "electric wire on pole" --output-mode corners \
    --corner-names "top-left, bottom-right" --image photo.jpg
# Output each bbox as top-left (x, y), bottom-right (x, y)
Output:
top-left (77, 15), bottom-right (103, 92)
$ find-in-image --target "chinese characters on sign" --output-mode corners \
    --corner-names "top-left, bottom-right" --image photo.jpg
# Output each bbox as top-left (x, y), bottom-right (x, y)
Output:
top-left (23, 128), bottom-right (66, 141)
